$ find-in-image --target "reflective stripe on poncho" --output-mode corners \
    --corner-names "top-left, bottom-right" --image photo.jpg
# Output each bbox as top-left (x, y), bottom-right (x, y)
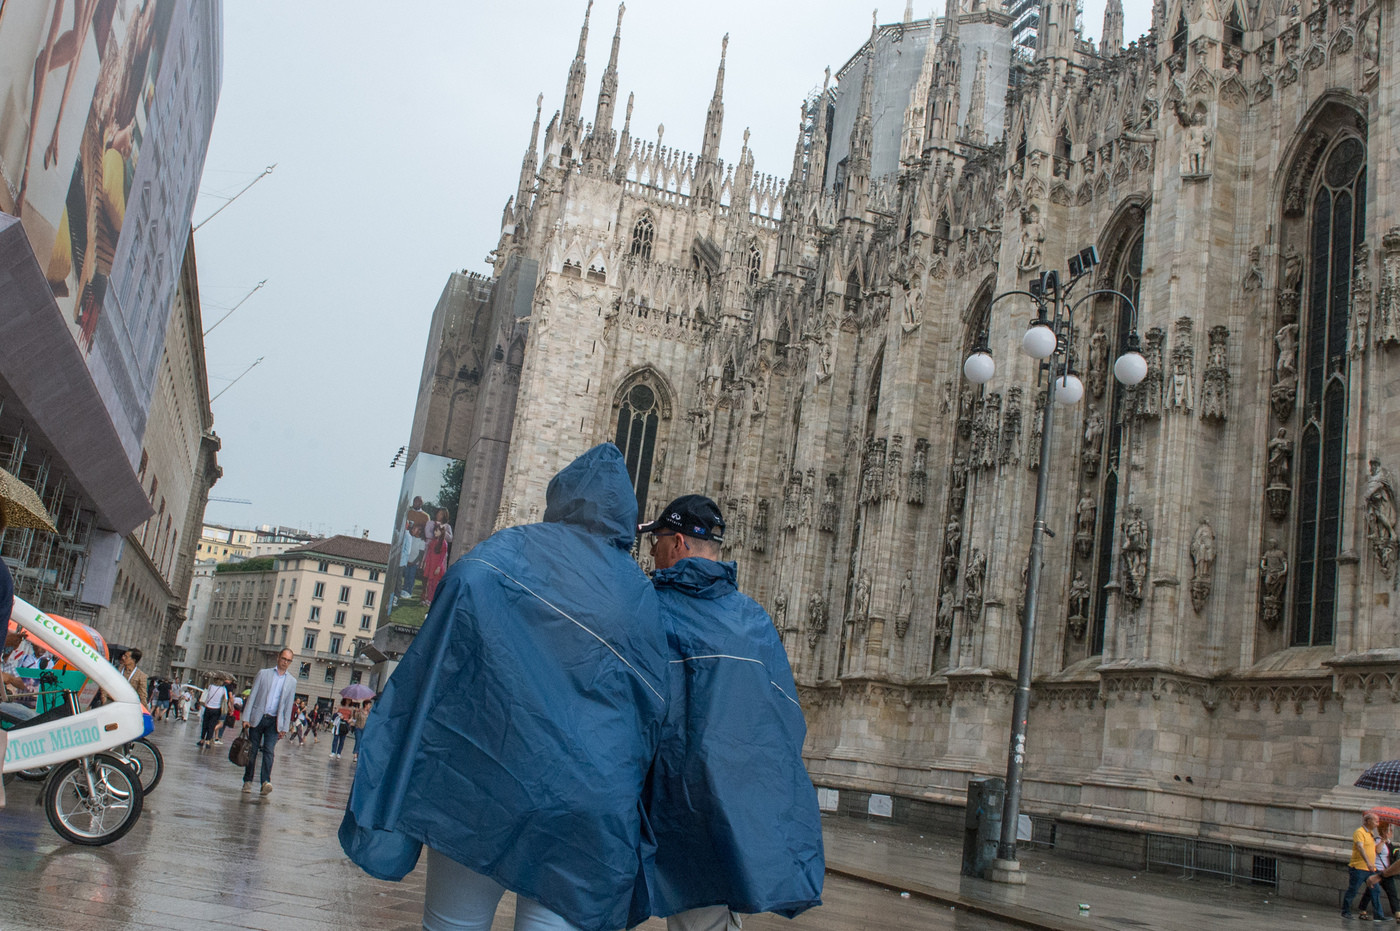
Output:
top-left (641, 557), bottom-right (825, 920)
top-left (340, 444), bottom-right (668, 931)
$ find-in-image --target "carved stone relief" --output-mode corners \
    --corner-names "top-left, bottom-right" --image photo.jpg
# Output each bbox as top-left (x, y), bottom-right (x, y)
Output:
top-left (1081, 406), bottom-right (1105, 478)
top-left (1075, 492), bottom-right (1097, 560)
top-left (908, 439), bottom-right (929, 505)
top-left (1189, 519), bottom-right (1216, 613)
top-left (895, 570), bottom-right (913, 639)
top-left (772, 591), bottom-right (788, 632)
top-left (1266, 428), bottom-right (1293, 521)
top-left (751, 499), bottom-right (769, 552)
top-left (1000, 388), bottom-right (1022, 466)
top-left (1377, 230), bottom-right (1400, 348)
top-left (1121, 505), bottom-right (1149, 606)
top-left (1365, 458), bottom-right (1399, 579)
top-left (963, 548), bottom-right (987, 625)
top-left (1137, 327), bottom-right (1165, 419)
top-left (1067, 570), bottom-right (1090, 640)
top-left (885, 435), bottom-right (904, 501)
top-left (1087, 325), bottom-right (1109, 399)
top-left (1259, 539), bottom-right (1288, 630)
top-left (850, 569), bottom-right (872, 635)
top-left (1166, 317), bottom-right (1194, 413)
top-left (806, 594), bottom-right (827, 647)
top-left (862, 438), bottom-right (887, 504)
top-left (1271, 321), bottom-right (1299, 421)
top-left (1200, 325), bottom-right (1230, 421)
top-left (1028, 389), bottom-right (1046, 471)
top-left (818, 474), bottom-right (840, 532)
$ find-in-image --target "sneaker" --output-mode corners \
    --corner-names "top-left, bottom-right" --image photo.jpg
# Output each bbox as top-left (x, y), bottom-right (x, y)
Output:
top-left (213, 739), bottom-right (223, 745)
top-left (261, 782), bottom-right (273, 796)
top-left (242, 782), bottom-right (252, 794)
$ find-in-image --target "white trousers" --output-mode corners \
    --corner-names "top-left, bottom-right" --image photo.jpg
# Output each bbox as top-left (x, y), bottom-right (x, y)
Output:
top-left (423, 847), bottom-right (586, 931)
top-left (666, 906), bottom-right (742, 931)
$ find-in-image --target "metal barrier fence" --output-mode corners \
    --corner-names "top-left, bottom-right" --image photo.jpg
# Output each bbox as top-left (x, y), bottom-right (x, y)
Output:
top-left (1146, 833), bottom-right (1280, 889)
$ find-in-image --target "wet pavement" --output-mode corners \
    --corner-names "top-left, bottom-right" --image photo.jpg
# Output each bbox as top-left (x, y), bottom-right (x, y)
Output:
top-left (0, 716), bottom-right (1355, 929)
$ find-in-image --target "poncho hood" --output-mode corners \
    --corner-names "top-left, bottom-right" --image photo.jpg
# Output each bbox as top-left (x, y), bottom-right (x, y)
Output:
top-left (543, 442), bottom-right (637, 549)
top-left (651, 557), bottom-right (737, 599)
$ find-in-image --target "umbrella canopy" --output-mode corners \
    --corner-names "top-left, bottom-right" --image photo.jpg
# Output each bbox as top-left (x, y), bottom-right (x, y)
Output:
top-left (340, 683), bottom-right (375, 701)
top-left (0, 467), bottom-right (58, 534)
top-left (1357, 760), bottom-right (1400, 793)
top-left (1371, 806), bottom-right (1400, 826)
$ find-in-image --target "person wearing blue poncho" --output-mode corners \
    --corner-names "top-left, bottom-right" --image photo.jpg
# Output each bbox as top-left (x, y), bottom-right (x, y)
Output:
top-left (339, 444), bottom-right (670, 931)
top-left (639, 495), bottom-right (825, 931)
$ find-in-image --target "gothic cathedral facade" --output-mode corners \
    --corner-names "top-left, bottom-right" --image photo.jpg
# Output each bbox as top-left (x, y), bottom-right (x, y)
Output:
top-left (413, 0), bottom-right (1400, 893)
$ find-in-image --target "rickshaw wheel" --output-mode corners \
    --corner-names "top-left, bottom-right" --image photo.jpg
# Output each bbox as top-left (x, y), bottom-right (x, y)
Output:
top-left (124, 738), bottom-right (163, 794)
top-left (44, 753), bottom-right (143, 845)
top-left (17, 767), bottom-right (51, 782)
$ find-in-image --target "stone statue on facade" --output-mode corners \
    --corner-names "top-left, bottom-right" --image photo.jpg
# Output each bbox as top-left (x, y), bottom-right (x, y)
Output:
top-left (1121, 505), bottom-right (1149, 605)
top-left (1271, 322), bottom-right (1299, 421)
top-left (1365, 458), bottom-right (1399, 578)
top-left (963, 549), bottom-right (987, 624)
top-left (1082, 406), bottom-right (1105, 477)
top-left (1200, 325), bottom-right (1230, 421)
top-left (1088, 325), bottom-right (1110, 399)
top-left (895, 570), bottom-right (913, 639)
top-left (1067, 570), bottom-right (1090, 640)
top-left (943, 517), bottom-right (963, 585)
top-left (850, 569), bottom-right (872, 634)
top-left (935, 588), bottom-right (954, 651)
top-left (1018, 205), bottom-right (1045, 271)
top-left (1181, 110), bottom-right (1211, 177)
top-left (1279, 245), bottom-right (1303, 322)
top-left (1167, 317), bottom-right (1194, 412)
top-left (1075, 492), bottom-right (1097, 559)
top-left (1189, 519), bottom-right (1216, 613)
top-left (1266, 428), bottom-right (1293, 521)
top-left (773, 591), bottom-right (788, 632)
top-left (800, 469), bottom-right (815, 526)
top-left (806, 594), bottom-right (827, 647)
top-left (818, 473), bottom-right (839, 532)
top-left (908, 438), bottom-right (929, 505)
top-left (1259, 539), bottom-right (1288, 630)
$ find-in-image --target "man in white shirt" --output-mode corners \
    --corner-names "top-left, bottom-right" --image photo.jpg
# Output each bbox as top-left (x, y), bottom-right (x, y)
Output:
top-left (197, 678), bottom-right (228, 748)
top-left (241, 649), bottom-right (297, 796)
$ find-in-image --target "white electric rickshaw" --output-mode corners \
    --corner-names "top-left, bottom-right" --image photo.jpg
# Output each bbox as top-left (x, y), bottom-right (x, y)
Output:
top-left (2, 596), bottom-right (148, 844)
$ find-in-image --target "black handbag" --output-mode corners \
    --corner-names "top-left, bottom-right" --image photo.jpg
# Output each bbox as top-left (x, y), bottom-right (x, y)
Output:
top-left (228, 732), bottom-right (252, 768)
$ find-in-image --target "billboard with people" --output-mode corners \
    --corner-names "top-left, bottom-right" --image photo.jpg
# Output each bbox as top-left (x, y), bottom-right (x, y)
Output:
top-left (381, 452), bottom-right (463, 627)
top-left (0, 0), bottom-right (221, 460)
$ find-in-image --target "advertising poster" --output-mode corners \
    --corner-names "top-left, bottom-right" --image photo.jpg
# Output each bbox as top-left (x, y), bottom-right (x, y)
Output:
top-left (0, 0), bottom-right (219, 459)
top-left (381, 452), bottom-right (463, 628)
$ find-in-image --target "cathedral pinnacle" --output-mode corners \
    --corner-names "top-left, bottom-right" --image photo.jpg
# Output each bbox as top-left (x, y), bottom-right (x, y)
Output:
top-left (699, 34), bottom-right (728, 174)
top-left (515, 94), bottom-right (544, 226)
top-left (1102, 0), bottom-right (1124, 55)
top-left (560, 0), bottom-right (594, 151)
top-left (584, 2), bottom-right (626, 166)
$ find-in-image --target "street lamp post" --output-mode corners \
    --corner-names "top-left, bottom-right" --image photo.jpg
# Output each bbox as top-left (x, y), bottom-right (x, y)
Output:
top-left (962, 247), bottom-right (1146, 879)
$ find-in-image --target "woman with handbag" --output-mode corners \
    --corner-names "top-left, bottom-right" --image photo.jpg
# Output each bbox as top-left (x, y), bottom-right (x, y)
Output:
top-left (198, 678), bottom-right (228, 748)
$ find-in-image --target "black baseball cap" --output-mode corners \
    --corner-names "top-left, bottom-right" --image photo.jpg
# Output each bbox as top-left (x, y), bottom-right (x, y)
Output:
top-left (639, 495), bottom-right (725, 542)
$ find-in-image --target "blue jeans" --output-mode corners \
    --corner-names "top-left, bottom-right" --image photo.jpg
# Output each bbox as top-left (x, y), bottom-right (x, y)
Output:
top-left (1344, 866), bottom-right (1382, 915)
top-left (351, 726), bottom-right (362, 755)
top-left (423, 847), bottom-right (583, 931)
top-left (331, 730), bottom-right (347, 755)
top-left (243, 714), bottom-right (280, 785)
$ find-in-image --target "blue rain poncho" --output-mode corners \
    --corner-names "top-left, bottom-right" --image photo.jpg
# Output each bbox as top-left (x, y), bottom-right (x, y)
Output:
top-left (339, 444), bottom-right (669, 931)
top-left (643, 557), bottom-right (825, 919)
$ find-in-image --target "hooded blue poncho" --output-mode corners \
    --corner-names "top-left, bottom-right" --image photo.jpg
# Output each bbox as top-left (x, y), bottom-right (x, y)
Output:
top-left (340, 444), bottom-right (669, 931)
top-left (643, 557), bottom-right (825, 919)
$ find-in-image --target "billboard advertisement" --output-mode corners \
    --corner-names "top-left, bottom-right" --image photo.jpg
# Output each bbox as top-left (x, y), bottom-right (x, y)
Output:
top-left (0, 0), bottom-right (220, 461)
top-left (381, 452), bottom-right (464, 628)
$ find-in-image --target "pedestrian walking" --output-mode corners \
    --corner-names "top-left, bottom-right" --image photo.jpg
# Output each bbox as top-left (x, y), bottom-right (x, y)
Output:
top-left (197, 678), bottom-right (228, 748)
top-left (329, 699), bottom-right (350, 759)
top-left (1343, 810), bottom-right (1384, 919)
top-left (154, 678), bottom-right (172, 721)
top-left (213, 677), bottom-right (237, 744)
top-left (341, 443), bottom-right (670, 931)
top-left (350, 700), bottom-right (370, 763)
top-left (640, 495), bottom-right (824, 930)
top-left (240, 648), bottom-right (297, 796)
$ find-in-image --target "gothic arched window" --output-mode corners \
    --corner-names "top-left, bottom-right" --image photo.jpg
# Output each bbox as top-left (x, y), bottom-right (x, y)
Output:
top-left (614, 377), bottom-right (664, 519)
top-left (1226, 6), bottom-right (1244, 47)
top-left (747, 243), bottom-right (762, 286)
top-left (1291, 132), bottom-right (1366, 647)
top-left (1090, 220), bottom-right (1146, 656)
top-left (630, 214), bottom-right (655, 261)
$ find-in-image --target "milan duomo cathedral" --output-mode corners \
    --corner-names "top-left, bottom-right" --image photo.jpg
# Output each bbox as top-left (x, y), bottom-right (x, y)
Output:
top-left (409, 0), bottom-right (1400, 897)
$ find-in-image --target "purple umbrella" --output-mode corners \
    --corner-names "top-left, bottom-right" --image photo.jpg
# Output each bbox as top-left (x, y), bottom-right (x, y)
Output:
top-left (1356, 760), bottom-right (1400, 793)
top-left (340, 684), bottom-right (375, 701)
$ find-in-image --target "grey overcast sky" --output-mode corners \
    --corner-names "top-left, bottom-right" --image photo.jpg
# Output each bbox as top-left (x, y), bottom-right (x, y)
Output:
top-left (193, 1), bottom-right (1151, 541)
